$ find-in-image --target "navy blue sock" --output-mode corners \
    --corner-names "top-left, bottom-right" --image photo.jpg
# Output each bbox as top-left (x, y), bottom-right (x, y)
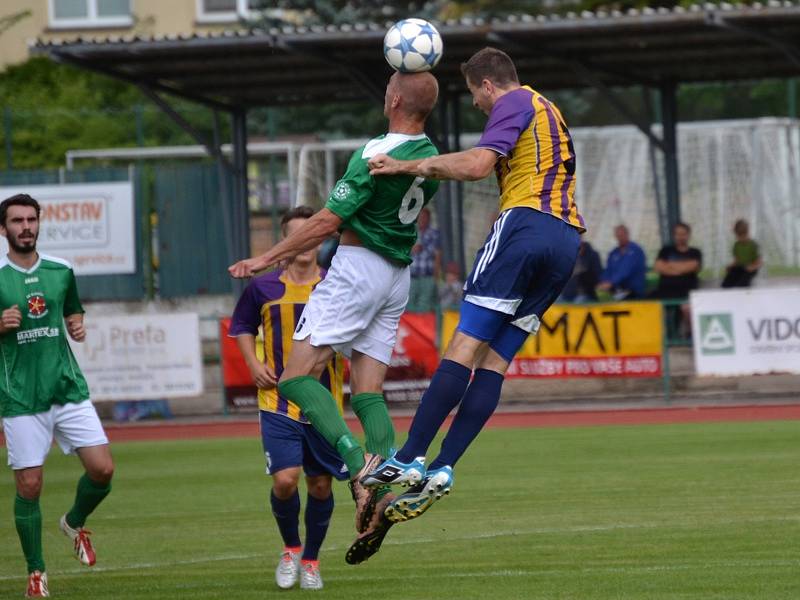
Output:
top-left (429, 369), bottom-right (505, 469)
top-left (396, 359), bottom-right (472, 463)
top-left (302, 493), bottom-right (334, 561)
top-left (270, 489), bottom-right (301, 549)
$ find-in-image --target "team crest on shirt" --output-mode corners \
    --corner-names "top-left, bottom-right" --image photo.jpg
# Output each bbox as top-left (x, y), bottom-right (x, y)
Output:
top-left (332, 181), bottom-right (351, 200)
top-left (26, 293), bottom-right (48, 319)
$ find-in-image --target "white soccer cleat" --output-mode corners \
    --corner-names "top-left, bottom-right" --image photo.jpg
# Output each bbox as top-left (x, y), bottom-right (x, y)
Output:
top-left (299, 561), bottom-right (323, 590)
top-left (275, 548), bottom-right (301, 589)
top-left (25, 571), bottom-right (49, 597)
top-left (385, 465), bottom-right (454, 523)
top-left (59, 514), bottom-right (96, 566)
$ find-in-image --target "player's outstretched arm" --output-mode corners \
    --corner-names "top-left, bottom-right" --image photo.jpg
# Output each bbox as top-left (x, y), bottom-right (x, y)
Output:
top-left (228, 208), bottom-right (342, 278)
top-left (368, 148), bottom-right (497, 182)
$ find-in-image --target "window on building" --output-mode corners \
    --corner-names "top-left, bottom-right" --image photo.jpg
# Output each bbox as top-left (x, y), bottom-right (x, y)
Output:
top-left (50, 0), bottom-right (132, 28)
top-left (196, 0), bottom-right (263, 23)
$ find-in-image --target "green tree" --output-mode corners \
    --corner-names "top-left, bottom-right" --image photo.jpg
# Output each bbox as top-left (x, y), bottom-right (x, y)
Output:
top-left (0, 58), bottom-right (227, 169)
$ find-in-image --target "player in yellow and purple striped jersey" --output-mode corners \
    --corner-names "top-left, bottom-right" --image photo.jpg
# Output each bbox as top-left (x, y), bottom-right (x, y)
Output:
top-left (229, 206), bottom-right (344, 590)
top-left (364, 47), bottom-right (586, 524)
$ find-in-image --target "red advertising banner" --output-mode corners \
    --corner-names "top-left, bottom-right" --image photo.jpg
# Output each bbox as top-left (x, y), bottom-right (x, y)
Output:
top-left (220, 313), bottom-right (441, 408)
top-left (384, 312), bottom-right (438, 402)
top-left (222, 301), bottom-right (664, 410)
top-left (507, 356), bottom-right (662, 378)
top-left (219, 318), bottom-right (259, 409)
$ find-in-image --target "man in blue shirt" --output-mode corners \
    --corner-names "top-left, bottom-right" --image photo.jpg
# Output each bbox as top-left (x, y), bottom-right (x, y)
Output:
top-left (597, 225), bottom-right (646, 299)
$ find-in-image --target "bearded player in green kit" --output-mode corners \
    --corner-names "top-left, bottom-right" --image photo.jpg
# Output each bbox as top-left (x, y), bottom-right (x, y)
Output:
top-left (229, 71), bottom-right (439, 564)
top-left (0, 194), bottom-right (114, 597)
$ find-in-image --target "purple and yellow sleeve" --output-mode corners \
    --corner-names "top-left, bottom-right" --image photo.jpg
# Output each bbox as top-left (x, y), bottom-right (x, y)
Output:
top-left (229, 282), bottom-right (262, 336)
top-left (475, 90), bottom-right (535, 157)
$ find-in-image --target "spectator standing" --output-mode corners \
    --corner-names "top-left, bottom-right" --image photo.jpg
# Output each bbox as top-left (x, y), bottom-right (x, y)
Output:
top-left (721, 219), bottom-right (762, 288)
top-left (597, 225), bottom-right (647, 299)
top-left (408, 207), bottom-right (441, 312)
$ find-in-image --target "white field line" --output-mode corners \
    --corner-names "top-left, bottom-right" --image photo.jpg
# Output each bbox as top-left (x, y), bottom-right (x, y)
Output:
top-left (1, 516), bottom-right (798, 582)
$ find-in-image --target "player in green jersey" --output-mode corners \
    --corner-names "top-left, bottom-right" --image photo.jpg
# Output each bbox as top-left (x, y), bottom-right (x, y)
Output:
top-left (1, 194), bottom-right (114, 597)
top-left (229, 71), bottom-right (440, 563)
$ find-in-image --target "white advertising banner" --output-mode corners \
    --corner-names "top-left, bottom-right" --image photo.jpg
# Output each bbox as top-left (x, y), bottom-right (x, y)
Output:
top-left (691, 287), bottom-right (800, 376)
top-left (69, 313), bottom-right (204, 401)
top-left (0, 182), bottom-right (135, 275)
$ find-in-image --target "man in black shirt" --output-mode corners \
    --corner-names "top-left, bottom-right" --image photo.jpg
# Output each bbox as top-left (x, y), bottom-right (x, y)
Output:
top-left (651, 222), bottom-right (702, 337)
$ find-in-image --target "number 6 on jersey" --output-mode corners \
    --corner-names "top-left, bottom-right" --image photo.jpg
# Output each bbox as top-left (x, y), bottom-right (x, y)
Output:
top-left (398, 177), bottom-right (426, 224)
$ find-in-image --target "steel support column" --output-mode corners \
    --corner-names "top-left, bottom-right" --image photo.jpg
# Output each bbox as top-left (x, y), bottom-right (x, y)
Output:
top-left (660, 82), bottom-right (681, 231)
top-left (643, 87), bottom-right (669, 245)
top-left (451, 92), bottom-right (466, 274)
top-left (435, 94), bottom-right (456, 270)
top-left (231, 109), bottom-right (251, 269)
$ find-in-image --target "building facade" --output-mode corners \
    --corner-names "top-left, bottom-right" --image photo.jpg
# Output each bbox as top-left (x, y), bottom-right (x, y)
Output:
top-left (0, 0), bottom-right (266, 68)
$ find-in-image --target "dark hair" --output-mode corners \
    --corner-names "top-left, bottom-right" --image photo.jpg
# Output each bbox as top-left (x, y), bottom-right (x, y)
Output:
top-left (281, 205), bottom-right (315, 234)
top-left (673, 221), bottom-right (691, 233)
top-left (460, 47), bottom-right (519, 88)
top-left (0, 194), bottom-right (41, 226)
top-left (733, 219), bottom-right (748, 235)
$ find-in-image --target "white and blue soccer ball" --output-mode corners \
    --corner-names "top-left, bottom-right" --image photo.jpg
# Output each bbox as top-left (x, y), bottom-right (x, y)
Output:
top-left (383, 18), bottom-right (443, 73)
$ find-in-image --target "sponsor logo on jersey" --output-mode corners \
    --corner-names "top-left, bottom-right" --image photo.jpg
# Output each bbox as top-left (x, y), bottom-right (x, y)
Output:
top-left (24, 276), bottom-right (39, 284)
top-left (16, 326), bottom-right (60, 345)
top-left (26, 293), bottom-right (48, 319)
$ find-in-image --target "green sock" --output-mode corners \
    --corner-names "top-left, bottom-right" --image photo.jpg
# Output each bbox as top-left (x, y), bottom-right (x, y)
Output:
top-left (278, 376), bottom-right (365, 475)
top-left (14, 494), bottom-right (45, 573)
top-left (351, 392), bottom-right (395, 458)
top-left (65, 474), bottom-right (111, 529)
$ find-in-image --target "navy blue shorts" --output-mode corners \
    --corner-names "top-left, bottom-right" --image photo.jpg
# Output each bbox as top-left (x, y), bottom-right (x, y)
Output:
top-left (259, 410), bottom-right (349, 480)
top-left (460, 207), bottom-right (581, 362)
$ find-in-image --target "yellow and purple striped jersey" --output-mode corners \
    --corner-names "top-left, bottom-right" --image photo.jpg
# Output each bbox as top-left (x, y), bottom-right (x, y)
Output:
top-left (229, 268), bottom-right (344, 422)
top-left (476, 86), bottom-right (586, 232)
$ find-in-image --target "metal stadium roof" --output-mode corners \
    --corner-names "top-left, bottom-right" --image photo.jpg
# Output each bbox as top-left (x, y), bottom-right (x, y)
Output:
top-left (31, 2), bottom-right (800, 276)
top-left (32, 2), bottom-right (800, 109)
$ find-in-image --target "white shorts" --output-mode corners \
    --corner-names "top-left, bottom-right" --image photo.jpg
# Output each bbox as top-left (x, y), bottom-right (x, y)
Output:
top-left (294, 245), bottom-right (410, 365)
top-left (3, 400), bottom-right (109, 470)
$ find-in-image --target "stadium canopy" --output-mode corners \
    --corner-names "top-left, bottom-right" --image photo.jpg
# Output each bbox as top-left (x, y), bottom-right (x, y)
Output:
top-left (33, 2), bottom-right (800, 273)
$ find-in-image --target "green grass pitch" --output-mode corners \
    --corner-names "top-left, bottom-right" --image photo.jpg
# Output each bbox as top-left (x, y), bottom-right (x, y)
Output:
top-left (1, 420), bottom-right (799, 599)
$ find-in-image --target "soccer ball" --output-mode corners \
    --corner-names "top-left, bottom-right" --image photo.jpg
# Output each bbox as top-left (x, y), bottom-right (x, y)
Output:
top-left (383, 18), bottom-right (443, 73)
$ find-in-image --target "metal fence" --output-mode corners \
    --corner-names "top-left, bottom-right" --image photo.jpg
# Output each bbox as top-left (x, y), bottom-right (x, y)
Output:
top-left (0, 163), bottom-right (235, 301)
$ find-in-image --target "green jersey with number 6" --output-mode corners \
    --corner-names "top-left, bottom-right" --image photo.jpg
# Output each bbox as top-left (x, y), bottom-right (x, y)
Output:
top-left (325, 133), bottom-right (439, 265)
top-left (0, 254), bottom-right (89, 418)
